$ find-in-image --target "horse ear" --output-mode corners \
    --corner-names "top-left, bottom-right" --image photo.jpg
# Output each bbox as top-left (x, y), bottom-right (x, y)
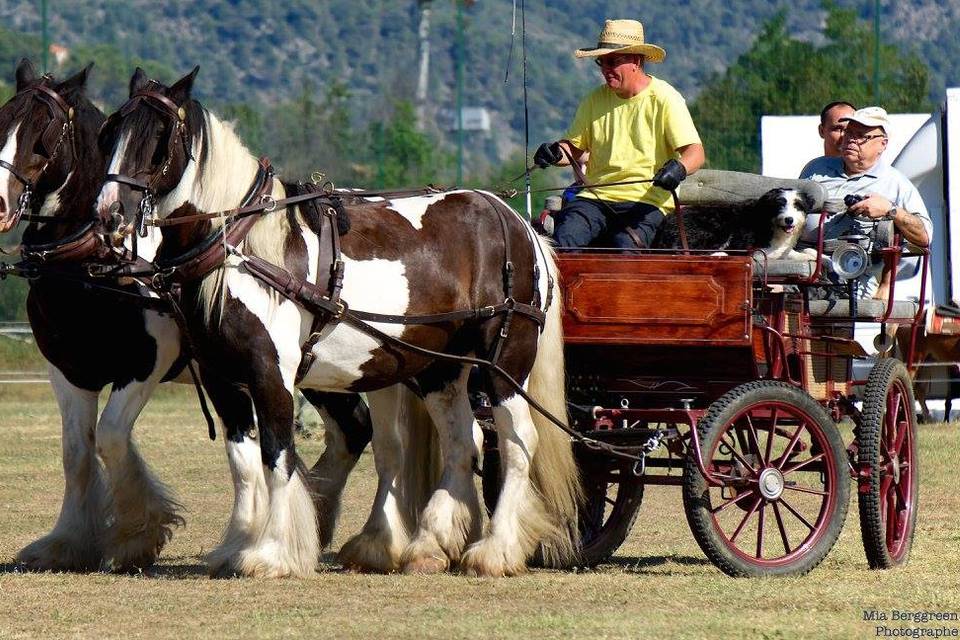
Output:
top-left (15, 58), bottom-right (38, 91)
top-left (168, 65), bottom-right (199, 105)
top-left (129, 67), bottom-right (150, 97)
top-left (60, 62), bottom-right (94, 94)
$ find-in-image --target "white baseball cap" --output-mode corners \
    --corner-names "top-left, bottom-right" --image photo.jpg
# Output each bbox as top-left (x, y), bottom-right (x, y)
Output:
top-left (840, 106), bottom-right (890, 133)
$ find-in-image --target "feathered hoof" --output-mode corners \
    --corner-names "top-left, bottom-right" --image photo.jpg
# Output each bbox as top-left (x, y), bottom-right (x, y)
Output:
top-left (338, 531), bottom-right (403, 573)
top-left (240, 543), bottom-right (317, 579)
top-left (400, 539), bottom-right (450, 574)
top-left (459, 540), bottom-right (528, 578)
top-left (104, 514), bottom-right (183, 572)
top-left (16, 533), bottom-right (102, 573)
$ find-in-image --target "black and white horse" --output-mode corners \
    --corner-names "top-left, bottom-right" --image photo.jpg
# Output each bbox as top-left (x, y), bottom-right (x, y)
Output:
top-left (96, 67), bottom-right (581, 578)
top-left (0, 60), bottom-right (373, 573)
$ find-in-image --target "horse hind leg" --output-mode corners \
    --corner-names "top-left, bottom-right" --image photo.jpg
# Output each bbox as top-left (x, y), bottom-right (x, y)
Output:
top-left (338, 385), bottom-right (436, 572)
top-left (96, 379), bottom-right (184, 572)
top-left (16, 367), bottom-right (106, 572)
top-left (300, 391), bottom-right (372, 549)
top-left (401, 365), bottom-right (482, 574)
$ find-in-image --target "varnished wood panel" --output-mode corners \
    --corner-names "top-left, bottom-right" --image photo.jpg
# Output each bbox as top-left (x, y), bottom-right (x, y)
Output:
top-left (558, 252), bottom-right (752, 346)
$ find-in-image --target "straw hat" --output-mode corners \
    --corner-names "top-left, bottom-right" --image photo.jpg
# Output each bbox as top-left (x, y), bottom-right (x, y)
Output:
top-left (574, 19), bottom-right (666, 63)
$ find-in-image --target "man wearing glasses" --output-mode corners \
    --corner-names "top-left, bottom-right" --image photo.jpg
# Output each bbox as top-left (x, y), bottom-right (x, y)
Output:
top-left (533, 19), bottom-right (705, 248)
top-left (799, 106), bottom-right (931, 298)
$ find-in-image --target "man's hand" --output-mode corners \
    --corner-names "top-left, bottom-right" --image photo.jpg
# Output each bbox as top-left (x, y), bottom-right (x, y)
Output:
top-left (847, 193), bottom-right (894, 220)
top-left (534, 142), bottom-right (563, 168)
top-left (653, 159), bottom-right (687, 192)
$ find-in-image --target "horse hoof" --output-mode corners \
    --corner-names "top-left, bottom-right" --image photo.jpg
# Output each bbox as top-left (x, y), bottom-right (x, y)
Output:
top-left (402, 554), bottom-right (448, 575)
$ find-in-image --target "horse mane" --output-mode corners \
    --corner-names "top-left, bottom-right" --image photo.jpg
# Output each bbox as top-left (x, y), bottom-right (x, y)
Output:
top-left (188, 108), bottom-right (294, 325)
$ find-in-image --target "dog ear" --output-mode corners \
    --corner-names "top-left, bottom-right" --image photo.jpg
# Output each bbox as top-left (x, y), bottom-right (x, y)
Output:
top-left (757, 188), bottom-right (786, 214)
top-left (798, 190), bottom-right (816, 213)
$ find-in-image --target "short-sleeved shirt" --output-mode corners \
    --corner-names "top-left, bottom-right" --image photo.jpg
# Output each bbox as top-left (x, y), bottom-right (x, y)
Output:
top-left (564, 76), bottom-right (701, 213)
top-left (798, 156), bottom-right (932, 243)
top-left (799, 156), bottom-right (932, 298)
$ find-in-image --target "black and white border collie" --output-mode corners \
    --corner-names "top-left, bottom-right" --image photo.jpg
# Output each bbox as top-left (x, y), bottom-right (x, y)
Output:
top-left (654, 188), bottom-right (816, 259)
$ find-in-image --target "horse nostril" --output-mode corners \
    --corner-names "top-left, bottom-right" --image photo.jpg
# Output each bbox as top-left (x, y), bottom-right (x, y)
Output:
top-left (0, 196), bottom-right (6, 214)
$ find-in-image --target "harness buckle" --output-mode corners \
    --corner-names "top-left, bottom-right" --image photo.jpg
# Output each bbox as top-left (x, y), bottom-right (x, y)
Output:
top-left (478, 305), bottom-right (497, 318)
top-left (260, 194), bottom-right (277, 213)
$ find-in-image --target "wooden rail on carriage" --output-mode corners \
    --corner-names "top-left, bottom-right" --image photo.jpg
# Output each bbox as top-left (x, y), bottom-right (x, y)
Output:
top-left (482, 170), bottom-right (925, 577)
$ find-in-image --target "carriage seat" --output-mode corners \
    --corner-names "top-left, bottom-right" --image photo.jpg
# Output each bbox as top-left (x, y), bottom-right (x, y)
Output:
top-left (676, 169), bottom-right (827, 210)
top-left (807, 298), bottom-right (919, 320)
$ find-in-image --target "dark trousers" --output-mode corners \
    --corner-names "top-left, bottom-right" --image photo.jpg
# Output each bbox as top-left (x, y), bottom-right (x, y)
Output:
top-left (553, 197), bottom-right (665, 248)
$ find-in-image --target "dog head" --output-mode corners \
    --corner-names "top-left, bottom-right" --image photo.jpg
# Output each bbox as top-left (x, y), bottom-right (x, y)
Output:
top-left (756, 188), bottom-right (815, 237)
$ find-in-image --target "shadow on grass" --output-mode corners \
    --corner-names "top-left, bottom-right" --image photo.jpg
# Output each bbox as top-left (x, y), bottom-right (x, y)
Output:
top-left (594, 554), bottom-right (711, 573)
top-left (0, 557), bottom-right (209, 579)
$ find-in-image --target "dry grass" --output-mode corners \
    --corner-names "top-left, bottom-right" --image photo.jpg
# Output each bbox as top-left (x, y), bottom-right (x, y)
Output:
top-left (0, 387), bottom-right (958, 640)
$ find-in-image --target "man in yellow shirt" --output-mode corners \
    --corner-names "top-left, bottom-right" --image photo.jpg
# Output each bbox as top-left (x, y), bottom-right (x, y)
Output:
top-left (535, 19), bottom-right (705, 248)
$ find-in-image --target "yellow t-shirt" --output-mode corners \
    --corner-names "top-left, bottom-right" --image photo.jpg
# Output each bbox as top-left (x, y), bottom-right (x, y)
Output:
top-left (564, 76), bottom-right (701, 212)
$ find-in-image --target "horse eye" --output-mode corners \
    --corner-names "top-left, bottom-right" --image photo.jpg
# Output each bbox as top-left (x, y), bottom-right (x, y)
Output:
top-left (33, 138), bottom-right (48, 157)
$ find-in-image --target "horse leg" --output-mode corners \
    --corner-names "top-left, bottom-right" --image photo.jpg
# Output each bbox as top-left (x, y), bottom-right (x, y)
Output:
top-left (401, 364), bottom-right (482, 574)
top-left (300, 391), bottom-right (372, 550)
top-left (338, 385), bottom-right (417, 572)
top-left (95, 378), bottom-right (184, 572)
top-left (200, 376), bottom-right (269, 578)
top-left (459, 392), bottom-right (546, 576)
top-left (16, 367), bottom-right (105, 571)
top-left (234, 377), bottom-right (318, 578)
top-left (914, 362), bottom-right (933, 424)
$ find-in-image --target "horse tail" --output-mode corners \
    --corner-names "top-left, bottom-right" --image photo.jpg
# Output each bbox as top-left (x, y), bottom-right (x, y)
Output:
top-left (395, 384), bottom-right (442, 532)
top-left (526, 237), bottom-right (582, 568)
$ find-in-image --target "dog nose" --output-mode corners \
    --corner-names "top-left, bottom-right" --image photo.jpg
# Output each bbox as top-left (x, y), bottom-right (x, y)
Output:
top-left (784, 216), bottom-right (794, 226)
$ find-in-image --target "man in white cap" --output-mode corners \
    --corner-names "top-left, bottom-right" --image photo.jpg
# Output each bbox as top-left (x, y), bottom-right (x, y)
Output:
top-left (800, 106), bottom-right (931, 298)
top-left (533, 19), bottom-right (705, 248)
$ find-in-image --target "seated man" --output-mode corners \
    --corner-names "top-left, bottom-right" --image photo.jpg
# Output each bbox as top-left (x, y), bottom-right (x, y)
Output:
top-left (799, 106), bottom-right (931, 299)
top-left (534, 18), bottom-right (705, 248)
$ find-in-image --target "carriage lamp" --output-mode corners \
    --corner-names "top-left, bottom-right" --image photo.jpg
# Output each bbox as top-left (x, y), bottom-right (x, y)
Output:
top-left (830, 234), bottom-right (872, 281)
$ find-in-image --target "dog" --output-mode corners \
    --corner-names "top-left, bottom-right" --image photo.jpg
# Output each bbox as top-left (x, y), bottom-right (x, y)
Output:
top-left (654, 188), bottom-right (816, 259)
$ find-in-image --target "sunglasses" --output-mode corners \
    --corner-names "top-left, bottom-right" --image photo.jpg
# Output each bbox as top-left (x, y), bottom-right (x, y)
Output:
top-left (595, 54), bottom-right (636, 68)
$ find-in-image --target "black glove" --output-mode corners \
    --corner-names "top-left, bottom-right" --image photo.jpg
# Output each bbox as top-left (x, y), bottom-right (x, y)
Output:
top-left (534, 141), bottom-right (563, 168)
top-left (652, 159), bottom-right (687, 192)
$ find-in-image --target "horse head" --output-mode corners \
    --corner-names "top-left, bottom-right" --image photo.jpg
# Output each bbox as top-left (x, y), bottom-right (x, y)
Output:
top-left (97, 66), bottom-right (209, 256)
top-left (0, 58), bottom-right (103, 234)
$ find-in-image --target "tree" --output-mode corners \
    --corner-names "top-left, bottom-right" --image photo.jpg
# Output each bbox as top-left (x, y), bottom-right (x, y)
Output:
top-left (690, 2), bottom-right (932, 172)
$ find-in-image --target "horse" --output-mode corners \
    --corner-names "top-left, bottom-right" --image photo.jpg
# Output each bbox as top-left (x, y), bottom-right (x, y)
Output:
top-left (896, 325), bottom-right (960, 423)
top-left (0, 59), bottom-right (375, 573)
top-left (95, 66), bottom-right (581, 578)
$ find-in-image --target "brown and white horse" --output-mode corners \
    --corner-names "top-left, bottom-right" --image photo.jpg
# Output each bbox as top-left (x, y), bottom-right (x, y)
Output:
top-left (96, 67), bottom-right (581, 578)
top-left (0, 60), bottom-right (374, 573)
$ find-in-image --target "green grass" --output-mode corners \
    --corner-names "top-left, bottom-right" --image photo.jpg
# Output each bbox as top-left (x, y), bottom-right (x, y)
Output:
top-left (0, 389), bottom-right (957, 639)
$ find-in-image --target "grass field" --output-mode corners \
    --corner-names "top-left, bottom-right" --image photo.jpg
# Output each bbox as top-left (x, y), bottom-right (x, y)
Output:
top-left (0, 385), bottom-right (958, 640)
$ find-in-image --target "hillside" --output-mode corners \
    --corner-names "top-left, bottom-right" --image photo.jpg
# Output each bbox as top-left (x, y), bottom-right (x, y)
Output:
top-left (0, 0), bottom-right (954, 172)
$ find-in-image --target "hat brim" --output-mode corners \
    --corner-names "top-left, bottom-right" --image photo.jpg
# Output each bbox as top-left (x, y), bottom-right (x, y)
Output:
top-left (574, 43), bottom-right (665, 63)
top-left (839, 116), bottom-right (888, 131)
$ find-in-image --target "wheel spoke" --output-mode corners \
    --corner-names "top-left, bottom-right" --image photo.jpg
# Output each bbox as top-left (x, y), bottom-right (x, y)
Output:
top-left (730, 495), bottom-right (763, 543)
top-left (711, 488), bottom-right (758, 515)
top-left (893, 419), bottom-right (909, 456)
top-left (756, 502), bottom-right (767, 559)
top-left (886, 489), bottom-right (898, 538)
top-left (719, 436), bottom-right (759, 477)
top-left (772, 502), bottom-right (791, 554)
top-left (764, 407), bottom-right (778, 462)
top-left (776, 425), bottom-right (807, 471)
top-left (779, 496), bottom-right (815, 531)
top-left (745, 414), bottom-right (764, 461)
top-left (783, 484), bottom-right (829, 497)
top-left (782, 452), bottom-right (825, 477)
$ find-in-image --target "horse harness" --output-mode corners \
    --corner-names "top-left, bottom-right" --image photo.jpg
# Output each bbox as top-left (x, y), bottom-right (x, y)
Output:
top-left (0, 78), bottom-right (78, 225)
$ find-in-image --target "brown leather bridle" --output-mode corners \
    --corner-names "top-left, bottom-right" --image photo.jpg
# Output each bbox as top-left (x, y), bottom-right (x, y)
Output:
top-left (102, 88), bottom-right (193, 242)
top-left (0, 77), bottom-right (77, 226)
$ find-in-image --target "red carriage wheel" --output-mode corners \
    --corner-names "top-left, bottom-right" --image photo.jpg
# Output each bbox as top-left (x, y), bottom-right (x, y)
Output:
top-left (683, 381), bottom-right (849, 577)
top-left (857, 358), bottom-right (919, 568)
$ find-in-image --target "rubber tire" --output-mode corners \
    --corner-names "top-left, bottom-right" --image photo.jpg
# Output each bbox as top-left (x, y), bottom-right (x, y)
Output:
top-left (480, 434), bottom-right (644, 566)
top-left (683, 381), bottom-right (850, 577)
top-left (858, 358), bottom-right (920, 569)
top-left (575, 447), bottom-right (645, 566)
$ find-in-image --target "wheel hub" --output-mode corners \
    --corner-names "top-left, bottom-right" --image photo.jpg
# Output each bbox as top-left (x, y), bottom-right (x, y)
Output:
top-left (889, 452), bottom-right (901, 484)
top-left (758, 467), bottom-right (785, 500)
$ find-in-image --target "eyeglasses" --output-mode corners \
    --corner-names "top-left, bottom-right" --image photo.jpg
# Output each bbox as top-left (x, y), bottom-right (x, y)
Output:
top-left (843, 132), bottom-right (887, 144)
top-left (595, 54), bottom-right (636, 68)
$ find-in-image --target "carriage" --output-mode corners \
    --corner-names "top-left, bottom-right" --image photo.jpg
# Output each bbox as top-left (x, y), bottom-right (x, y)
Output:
top-left (482, 170), bottom-right (924, 577)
